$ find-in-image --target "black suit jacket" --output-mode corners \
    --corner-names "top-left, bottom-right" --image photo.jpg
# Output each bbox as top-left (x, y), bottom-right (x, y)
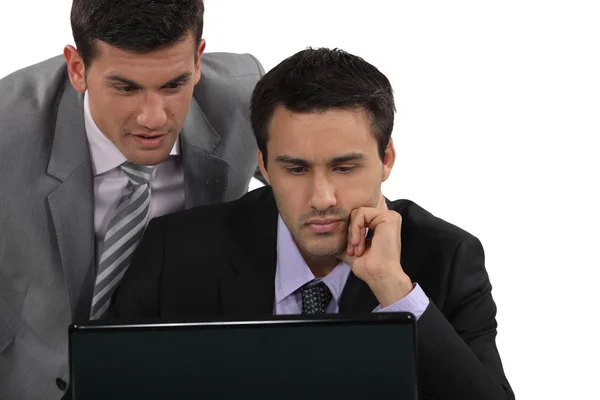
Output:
top-left (113, 186), bottom-right (514, 399)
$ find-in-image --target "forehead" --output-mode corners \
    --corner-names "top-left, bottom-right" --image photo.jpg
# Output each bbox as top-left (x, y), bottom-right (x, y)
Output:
top-left (267, 106), bottom-right (378, 159)
top-left (87, 35), bottom-right (197, 79)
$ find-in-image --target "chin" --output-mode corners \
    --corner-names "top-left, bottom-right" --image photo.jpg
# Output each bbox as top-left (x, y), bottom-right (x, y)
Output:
top-left (131, 150), bottom-right (171, 166)
top-left (304, 237), bottom-right (347, 257)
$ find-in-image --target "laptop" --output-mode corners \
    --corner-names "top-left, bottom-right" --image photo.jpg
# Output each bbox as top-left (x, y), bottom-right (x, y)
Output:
top-left (69, 312), bottom-right (418, 399)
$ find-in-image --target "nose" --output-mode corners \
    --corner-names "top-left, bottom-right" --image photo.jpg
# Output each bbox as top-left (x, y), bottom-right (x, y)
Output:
top-left (308, 172), bottom-right (337, 211)
top-left (136, 92), bottom-right (168, 130)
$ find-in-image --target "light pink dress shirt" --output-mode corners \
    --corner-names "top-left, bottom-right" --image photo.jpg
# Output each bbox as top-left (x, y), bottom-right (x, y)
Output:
top-left (83, 92), bottom-right (185, 261)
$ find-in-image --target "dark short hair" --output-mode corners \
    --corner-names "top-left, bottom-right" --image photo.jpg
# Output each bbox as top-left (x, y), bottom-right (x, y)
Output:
top-left (71, 0), bottom-right (205, 67)
top-left (250, 48), bottom-right (395, 166)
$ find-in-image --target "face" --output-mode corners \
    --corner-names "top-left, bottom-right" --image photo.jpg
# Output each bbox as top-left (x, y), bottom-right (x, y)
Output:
top-left (64, 34), bottom-right (205, 165)
top-left (258, 106), bottom-right (395, 266)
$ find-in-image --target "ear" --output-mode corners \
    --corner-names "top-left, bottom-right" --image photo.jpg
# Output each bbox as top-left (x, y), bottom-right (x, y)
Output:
top-left (63, 45), bottom-right (87, 93)
top-left (257, 150), bottom-right (271, 185)
top-left (194, 39), bottom-right (206, 85)
top-left (381, 138), bottom-right (396, 182)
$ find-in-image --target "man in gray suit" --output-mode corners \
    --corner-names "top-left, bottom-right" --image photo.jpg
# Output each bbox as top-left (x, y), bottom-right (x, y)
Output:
top-left (0, 0), bottom-right (263, 398)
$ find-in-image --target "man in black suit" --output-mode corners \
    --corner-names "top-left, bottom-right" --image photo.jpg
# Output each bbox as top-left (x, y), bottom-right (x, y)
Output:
top-left (114, 48), bottom-right (514, 399)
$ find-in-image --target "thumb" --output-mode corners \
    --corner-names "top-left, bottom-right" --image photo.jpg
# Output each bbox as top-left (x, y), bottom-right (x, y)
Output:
top-left (336, 249), bottom-right (356, 267)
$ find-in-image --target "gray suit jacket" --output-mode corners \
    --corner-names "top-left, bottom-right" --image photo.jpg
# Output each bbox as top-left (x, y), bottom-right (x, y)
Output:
top-left (0, 52), bottom-right (264, 400)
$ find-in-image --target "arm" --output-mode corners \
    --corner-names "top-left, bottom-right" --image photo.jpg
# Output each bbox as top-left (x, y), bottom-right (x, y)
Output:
top-left (373, 283), bottom-right (429, 319)
top-left (416, 236), bottom-right (514, 400)
top-left (247, 53), bottom-right (269, 186)
top-left (340, 197), bottom-right (513, 399)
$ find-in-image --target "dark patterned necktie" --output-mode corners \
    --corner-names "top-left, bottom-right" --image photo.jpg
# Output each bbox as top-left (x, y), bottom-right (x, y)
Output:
top-left (300, 282), bottom-right (333, 315)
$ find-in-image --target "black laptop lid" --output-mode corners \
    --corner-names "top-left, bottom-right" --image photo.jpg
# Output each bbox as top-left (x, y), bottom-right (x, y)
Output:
top-left (69, 312), bottom-right (417, 399)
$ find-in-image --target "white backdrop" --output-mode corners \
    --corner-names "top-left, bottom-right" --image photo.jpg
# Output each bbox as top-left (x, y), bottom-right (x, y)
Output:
top-left (1, 1), bottom-right (599, 398)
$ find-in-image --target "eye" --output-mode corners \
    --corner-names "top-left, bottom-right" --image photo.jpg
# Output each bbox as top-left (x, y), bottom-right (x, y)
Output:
top-left (286, 166), bottom-right (308, 175)
top-left (334, 166), bottom-right (355, 174)
top-left (164, 82), bottom-right (183, 91)
top-left (115, 85), bottom-right (137, 94)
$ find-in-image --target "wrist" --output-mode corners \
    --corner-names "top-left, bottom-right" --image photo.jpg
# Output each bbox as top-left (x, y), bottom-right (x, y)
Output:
top-left (367, 268), bottom-right (413, 308)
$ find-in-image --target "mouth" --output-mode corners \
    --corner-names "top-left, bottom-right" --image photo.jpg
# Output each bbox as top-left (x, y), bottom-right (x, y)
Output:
top-left (305, 218), bottom-right (344, 234)
top-left (131, 133), bottom-right (167, 149)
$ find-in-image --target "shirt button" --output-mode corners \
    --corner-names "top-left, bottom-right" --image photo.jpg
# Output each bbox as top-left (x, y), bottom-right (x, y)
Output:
top-left (56, 377), bottom-right (67, 391)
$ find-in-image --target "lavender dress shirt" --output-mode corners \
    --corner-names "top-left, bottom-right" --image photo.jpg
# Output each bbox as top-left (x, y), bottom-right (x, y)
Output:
top-left (273, 215), bottom-right (430, 318)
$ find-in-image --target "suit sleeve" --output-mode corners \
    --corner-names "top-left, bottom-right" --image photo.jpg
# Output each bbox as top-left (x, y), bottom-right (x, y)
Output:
top-left (245, 53), bottom-right (269, 186)
top-left (109, 218), bottom-right (165, 320)
top-left (417, 236), bottom-right (515, 400)
top-left (247, 53), bottom-right (266, 77)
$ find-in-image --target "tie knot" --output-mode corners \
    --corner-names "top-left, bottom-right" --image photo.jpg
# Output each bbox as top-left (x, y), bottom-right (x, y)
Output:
top-left (120, 162), bottom-right (154, 185)
top-left (300, 281), bottom-right (332, 315)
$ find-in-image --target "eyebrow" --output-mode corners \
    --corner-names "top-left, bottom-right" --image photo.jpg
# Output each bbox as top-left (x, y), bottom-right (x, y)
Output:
top-left (106, 72), bottom-right (193, 89)
top-left (330, 153), bottom-right (365, 164)
top-left (274, 152), bottom-right (365, 166)
top-left (274, 155), bottom-right (310, 167)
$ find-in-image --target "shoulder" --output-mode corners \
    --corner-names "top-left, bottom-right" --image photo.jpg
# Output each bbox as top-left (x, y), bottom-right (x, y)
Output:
top-left (190, 53), bottom-right (264, 149)
top-left (388, 199), bottom-right (489, 303)
top-left (199, 52), bottom-right (264, 81)
top-left (0, 55), bottom-right (68, 123)
top-left (193, 52), bottom-right (264, 108)
top-left (154, 186), bottom-right (272, 234)
top-left (389, 199), bottom-right (478, 246)
top-left (389, 198), bottom-right (484, 277)
top-left (0, 56), bottom-right (70, 162)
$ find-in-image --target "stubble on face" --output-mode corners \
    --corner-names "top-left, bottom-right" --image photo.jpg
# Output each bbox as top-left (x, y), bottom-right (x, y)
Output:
top-left (285, 205), bottom-right (350, 257)
top-left (262, 106), bottom-right (392, 272)
top-left (276, 187), bottom-right (381, 259)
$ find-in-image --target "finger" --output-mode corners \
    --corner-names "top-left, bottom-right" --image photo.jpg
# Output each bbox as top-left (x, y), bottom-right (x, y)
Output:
top-left (346, 243), bottom-right (355, 256)
top-left (350, 207), bottom-right (390, 232)
top-left (346, 210), bottom-right (358, 255)
top-left (350, 208), bottom-right (376, 257)
top-left (349, 209), bottom-right (361, 246)
top-left (346, 224), bottom-right (355, 256)
top-left (356, 226), bottom-right (367, 256)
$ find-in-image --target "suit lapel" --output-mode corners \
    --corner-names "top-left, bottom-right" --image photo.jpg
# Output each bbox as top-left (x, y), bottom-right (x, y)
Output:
top-left (219, 258), bottom-right (276, 317)
top-left (219, 188), bottom-right (279, 316)
top-left (339, 273), bottom-right (380, 313)
top-left (180, 98), bottom-right (230, 208)
top-left (46, 84), bottom-right (95, 320)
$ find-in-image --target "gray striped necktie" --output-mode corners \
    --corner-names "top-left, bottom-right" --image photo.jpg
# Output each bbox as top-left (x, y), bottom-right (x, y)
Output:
top-left (90, 162), bottom-right (154, 320)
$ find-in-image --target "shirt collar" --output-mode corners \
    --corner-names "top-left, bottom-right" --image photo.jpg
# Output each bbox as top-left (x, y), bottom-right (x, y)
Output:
top-left (83, 91), bottom-right (180, 177)
top-left (274, 214), bottom-right (351, 305)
